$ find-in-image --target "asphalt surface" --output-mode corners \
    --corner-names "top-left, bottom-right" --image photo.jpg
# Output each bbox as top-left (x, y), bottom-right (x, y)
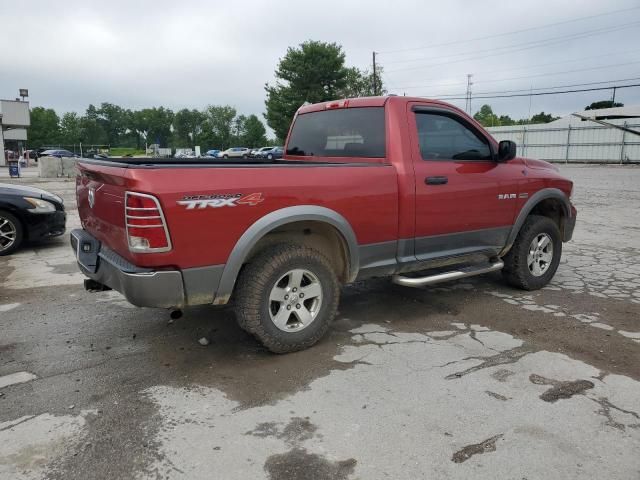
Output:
top-left (0, 165), bottom-right (639, 480)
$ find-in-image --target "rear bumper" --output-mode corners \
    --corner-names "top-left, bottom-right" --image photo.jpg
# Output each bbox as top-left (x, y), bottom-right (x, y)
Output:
top-left (71, 229), bottom-right (224, 308)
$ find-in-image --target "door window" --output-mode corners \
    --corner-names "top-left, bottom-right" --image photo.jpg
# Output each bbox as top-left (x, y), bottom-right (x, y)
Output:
top-left (416, 112), bottom-right (491, 161)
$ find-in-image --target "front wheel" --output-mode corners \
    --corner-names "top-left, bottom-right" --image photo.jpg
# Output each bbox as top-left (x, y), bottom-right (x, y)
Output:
top-left (235, 244), bottom-right (340, 353)
top-left (267, 154), bottom-right (274, 160)
top-left (0, 210), bottom-right (23, 256)
top-left (502, 215), bottom-right (562, 290)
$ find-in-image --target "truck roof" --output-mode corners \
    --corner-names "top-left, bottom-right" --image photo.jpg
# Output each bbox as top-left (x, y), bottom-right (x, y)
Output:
top-left (296, 95), bottom-right (453, 115)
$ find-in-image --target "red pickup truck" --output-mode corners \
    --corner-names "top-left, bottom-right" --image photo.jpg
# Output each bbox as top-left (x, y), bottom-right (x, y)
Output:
top-left (72, 96), bottom-right (576, 353)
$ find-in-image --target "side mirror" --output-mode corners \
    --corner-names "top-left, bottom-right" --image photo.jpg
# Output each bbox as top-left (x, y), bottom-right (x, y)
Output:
top-left (497, 140), bottom-right (516, 162)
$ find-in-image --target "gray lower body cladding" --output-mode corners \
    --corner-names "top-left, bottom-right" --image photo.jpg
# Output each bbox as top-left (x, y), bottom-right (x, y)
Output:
top-left (357, 226), bottom-right (510, 280)
top-left (71, 229), bottom-right (224, 308)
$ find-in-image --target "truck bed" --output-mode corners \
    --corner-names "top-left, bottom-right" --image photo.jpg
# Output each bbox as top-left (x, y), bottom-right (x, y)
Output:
top-left (80, 158), bottom-right (387, 168)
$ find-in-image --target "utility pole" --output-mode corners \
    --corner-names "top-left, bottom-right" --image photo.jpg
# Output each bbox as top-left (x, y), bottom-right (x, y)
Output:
top-left (465, 74), bottom-right (473, 113)
top-left (372, 51), bottom-right (378, 96)
top-left (611, 86), bottom-right (617, 105)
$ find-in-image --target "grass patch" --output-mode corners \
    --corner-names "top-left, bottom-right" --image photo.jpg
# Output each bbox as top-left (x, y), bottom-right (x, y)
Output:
top-left (109, 147), bottom-right (147, 157)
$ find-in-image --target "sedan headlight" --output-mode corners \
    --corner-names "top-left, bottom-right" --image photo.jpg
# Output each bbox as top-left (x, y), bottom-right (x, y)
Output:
top-left (24, 197), bottom-right (56, 213)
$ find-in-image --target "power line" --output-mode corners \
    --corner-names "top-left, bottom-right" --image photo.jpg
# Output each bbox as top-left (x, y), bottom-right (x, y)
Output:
top-left (378, 5), bottom-right (640, 55)
top-left (434, 77), bottom-right (640, 98)
top-left (388, 48), bottom-right (640, 90)
top-left (423, 83), bottom-right (640, 101)
top-left (384, 20), bottom-right (640, 73)
top-left (389, 59), bottom-right (640, 93)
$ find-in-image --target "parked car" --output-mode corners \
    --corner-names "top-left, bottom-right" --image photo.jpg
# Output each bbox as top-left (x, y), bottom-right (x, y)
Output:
top-left (205, 149), bottom-right (221, 158)
top-left (175, 152), bottom-right (196, 159)
top-left (39, 149), bottom-right (78, 158)
top-left (252, 146), bottom-right (274, 158)
top-left (71, 95), bottom-right (576, 353)
top-left (0, 183), bottom-right (66, 255)
top-left (218, 147), bottom-right (250, 159)
top-left (259, 146), bottom-right (284, 160)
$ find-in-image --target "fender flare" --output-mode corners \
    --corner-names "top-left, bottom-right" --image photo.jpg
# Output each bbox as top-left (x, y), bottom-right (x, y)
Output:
top-left (500, 188), bottom-right (572, 256)
top-left (213, 205), bottom-right (359, 304)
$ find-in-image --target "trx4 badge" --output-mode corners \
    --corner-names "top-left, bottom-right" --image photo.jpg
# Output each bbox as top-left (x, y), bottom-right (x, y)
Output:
top-left (177, 193), bottom-right (264, 210)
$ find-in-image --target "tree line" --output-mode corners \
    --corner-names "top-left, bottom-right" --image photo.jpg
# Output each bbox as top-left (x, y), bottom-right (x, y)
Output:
top-left (28, 104), bottom-right (270, 151)
top-left (28, 40), bottom-right (382, 152)
top-left (31, 39), bottom-right (615, 149)
top-left (472, 100), bottom-right (623, 128)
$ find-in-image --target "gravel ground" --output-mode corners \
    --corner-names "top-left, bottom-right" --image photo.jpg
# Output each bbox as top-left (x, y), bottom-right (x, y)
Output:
top-left (0, 165), bottom-right (638, 480)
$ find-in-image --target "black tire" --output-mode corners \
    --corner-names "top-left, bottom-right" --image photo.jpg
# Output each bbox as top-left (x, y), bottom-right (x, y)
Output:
top-left (242, 154), bottom-right (248, 159)
top-left (235, 243), bottom-right (340, 353)
top-left (502, 215), bottom-right (562, 290)
top-left (0, 210), bottom-right (24, 256)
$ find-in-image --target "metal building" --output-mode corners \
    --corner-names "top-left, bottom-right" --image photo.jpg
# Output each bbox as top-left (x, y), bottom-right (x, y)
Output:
top-left (487, 106), bottom-right (640, 163)
top-left (0, 99), bottom-right (30, 166)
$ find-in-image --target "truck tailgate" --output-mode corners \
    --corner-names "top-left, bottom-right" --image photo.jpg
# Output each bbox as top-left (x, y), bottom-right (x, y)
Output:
top-left (76, 162), bottom-right (132, 260)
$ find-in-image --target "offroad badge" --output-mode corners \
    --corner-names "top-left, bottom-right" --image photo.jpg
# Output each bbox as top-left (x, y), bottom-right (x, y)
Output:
top-left (177, 193), bottom-right (264, 210)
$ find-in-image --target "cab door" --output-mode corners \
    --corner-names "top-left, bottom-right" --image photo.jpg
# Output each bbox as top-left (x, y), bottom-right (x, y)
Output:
top-left (408, 104), bottom-right (522, 261)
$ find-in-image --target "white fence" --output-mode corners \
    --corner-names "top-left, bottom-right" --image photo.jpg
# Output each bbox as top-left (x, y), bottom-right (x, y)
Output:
top-left (487, 121), bottom-right (640, 163)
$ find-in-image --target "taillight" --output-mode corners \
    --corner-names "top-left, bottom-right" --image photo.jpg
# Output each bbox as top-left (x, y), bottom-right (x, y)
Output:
top-left (125, 192), bottom-right (172, 252)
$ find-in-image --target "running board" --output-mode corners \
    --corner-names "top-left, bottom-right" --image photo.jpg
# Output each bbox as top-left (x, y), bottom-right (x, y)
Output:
top-left (392, 260), bottom-right (504, 288)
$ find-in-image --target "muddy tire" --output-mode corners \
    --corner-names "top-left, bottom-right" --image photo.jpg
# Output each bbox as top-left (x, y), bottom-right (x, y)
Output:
top-left (235, 243), bottom-right (340, 353)
top-left (502, 215), bottom-right (562, 290)
top-left (0, 210), bottom-right (23, 256)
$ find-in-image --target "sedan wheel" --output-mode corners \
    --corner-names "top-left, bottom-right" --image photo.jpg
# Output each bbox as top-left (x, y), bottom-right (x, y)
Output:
top-left (0, 211), bottom-right (23, 256)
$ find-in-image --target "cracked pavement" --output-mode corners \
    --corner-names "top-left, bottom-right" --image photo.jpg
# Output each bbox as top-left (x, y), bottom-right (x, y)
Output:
top-left (0, 165), bottom-right (639, 479)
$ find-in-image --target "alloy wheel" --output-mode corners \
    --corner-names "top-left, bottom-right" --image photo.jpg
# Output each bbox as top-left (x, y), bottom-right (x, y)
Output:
top-left (0, 216), bottom-right (18, 252)
top-left (527, 233), bottom-right (553, 277)
top-left (268, 268), bottom-right (323, 332)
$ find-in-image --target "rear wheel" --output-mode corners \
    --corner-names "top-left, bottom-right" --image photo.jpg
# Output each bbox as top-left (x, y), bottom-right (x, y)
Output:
top-left (223, 154), bottom-right (229, 159)
top-left (502, 215), bottom-right (561, 290)
top-left (235, 244), bottom-right (340, 353)
top-left (242, 154), bottom-right (248, 159)
top-left (0, 210), bottom-right (23, 256)
top-left (267, 153), bottom-right (274, 160)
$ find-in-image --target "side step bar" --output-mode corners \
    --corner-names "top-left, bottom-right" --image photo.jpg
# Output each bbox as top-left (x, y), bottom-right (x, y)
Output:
top-left (392, 260), bottom-right (504, 288)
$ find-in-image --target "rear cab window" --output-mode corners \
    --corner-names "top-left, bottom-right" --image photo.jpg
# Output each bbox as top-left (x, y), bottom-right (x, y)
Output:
top-left (286, 107), bottom-right (386, 161)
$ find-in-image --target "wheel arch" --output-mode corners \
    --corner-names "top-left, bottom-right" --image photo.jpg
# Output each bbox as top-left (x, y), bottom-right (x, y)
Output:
top-left (501, 188), bottom-right (572, 256)
top-left (213, 206), bottom-right (359, 305)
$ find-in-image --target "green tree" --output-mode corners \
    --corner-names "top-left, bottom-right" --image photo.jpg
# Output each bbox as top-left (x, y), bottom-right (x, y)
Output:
top-left (529, 112), bottom-right (558, 124)
top-left (242, 114), bottom-right (267, 147)
top-left (81, 104), bottom-right (107, 145)
top-left (498, 115), bottom-right (516, 126)
top-left (265, 40), bottom-right (349, 141)
top-left (28, 107), bottom-right (60, 147)
top-left (202, 105), bottom-right (237, 149)
top-left (128, 107), bottom-right (173, 149)
top-left (341, 66), bottom-right (386, 97)
top-left (473, 104), bottom-right (501, 127)
top-left (173, 108), bottom-right (204, 147)
top-left (59, 112), bottom-right (83, 145)
top-left (585, 100), bottom-right (623, 110)
top-left (97, 103), bottom-right (129, 146)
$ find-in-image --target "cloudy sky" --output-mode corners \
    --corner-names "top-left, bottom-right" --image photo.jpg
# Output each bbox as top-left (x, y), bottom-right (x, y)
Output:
top-left (2, 0), bottom-right (639, 124)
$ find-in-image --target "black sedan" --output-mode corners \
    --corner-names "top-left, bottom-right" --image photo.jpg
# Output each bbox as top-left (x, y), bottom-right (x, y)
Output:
top-left (0, 183), bottom-right (66, 255)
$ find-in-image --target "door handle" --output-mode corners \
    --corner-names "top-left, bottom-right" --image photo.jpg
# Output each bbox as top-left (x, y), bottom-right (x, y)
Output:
top-left (425, 176), bottom-right (448, 185)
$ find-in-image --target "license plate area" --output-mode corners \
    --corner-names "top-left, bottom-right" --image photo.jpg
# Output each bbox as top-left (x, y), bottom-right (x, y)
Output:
top-left (70, 230), bottom-right (101, 273)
